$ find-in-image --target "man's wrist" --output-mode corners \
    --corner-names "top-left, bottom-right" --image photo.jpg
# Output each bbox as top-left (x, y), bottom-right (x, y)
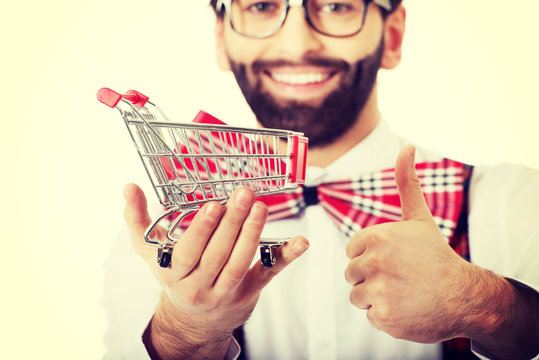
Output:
top-left (456, 264), bottom-right (514, 339)
top-left (471, 277), bottom-right (539, 360)
top-left (454, 266), bottom-right (539, 359)
top-left (142, 317), bottom-right (164, 360)
top-left (147, 293), bottom-right (234, 360)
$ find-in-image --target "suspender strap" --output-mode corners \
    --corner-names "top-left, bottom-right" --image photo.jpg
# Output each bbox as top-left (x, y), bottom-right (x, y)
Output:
top-left (442, 165), bottom-right (478, 360)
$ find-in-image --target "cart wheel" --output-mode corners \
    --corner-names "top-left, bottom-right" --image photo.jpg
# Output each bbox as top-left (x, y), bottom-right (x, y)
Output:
top-left (159, 252), bottom-right (171, 268)
top-left (157, 247), bottom-right (172, 268)
top-left (260, 246), bottom-right (275, 269)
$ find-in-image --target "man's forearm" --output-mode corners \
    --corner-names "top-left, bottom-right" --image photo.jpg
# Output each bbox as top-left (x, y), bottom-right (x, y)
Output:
top-left (465, 274), bottom-right (539, 360)
top-left (143, 295), bottom-right (233, 360)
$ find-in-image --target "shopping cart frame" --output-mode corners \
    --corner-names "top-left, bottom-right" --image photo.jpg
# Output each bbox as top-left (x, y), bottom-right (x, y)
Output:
top-left (98, 88), bottom-right (308, 268)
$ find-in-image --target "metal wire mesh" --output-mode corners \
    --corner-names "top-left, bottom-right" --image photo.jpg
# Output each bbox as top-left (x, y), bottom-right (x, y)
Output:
top-left (118, 101), bottom-right (301, 212)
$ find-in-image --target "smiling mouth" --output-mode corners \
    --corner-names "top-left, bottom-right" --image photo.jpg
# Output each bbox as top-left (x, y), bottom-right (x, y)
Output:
top-left (268, 71), bottom-right (332, 85)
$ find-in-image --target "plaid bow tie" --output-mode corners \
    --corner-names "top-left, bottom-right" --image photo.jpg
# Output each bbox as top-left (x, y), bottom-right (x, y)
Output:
top-left (257, 159), bottom-right (467, 242)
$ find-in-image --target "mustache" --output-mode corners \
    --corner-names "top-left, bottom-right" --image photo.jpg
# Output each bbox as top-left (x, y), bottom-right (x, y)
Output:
top-left (251, 56), bottom-right (350, 74)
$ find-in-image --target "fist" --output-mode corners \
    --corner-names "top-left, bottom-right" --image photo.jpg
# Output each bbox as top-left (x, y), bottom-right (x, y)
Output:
top-left (344, 145), bottom-right (471, 343)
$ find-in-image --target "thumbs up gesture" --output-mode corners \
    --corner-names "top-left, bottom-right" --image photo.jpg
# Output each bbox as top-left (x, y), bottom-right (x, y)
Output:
top-left (345, 145), bottom-right (474, 343)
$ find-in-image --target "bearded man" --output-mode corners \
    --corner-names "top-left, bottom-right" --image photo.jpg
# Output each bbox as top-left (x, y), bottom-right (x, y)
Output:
top-left (104, 1), bottom-right (539, 359)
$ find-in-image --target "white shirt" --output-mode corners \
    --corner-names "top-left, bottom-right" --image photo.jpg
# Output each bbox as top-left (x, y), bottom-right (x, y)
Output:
top-left (102, 120), bottom-right (539, 359)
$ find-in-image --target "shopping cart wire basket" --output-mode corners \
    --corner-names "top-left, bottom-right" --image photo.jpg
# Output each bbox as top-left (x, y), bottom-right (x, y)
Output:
top-left (97, 88), bottom-right (308, 268)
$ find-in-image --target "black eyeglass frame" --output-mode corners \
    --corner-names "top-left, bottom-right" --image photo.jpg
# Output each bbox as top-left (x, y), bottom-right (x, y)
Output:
top-left (216, 0), bottom-right (391, 39)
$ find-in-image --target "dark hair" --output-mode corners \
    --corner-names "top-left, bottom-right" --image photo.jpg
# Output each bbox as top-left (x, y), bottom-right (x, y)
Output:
top-left (209, 0), bottom-right (403, 18)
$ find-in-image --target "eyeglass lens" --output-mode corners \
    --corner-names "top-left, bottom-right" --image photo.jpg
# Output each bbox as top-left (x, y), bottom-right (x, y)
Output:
top-left (229, 0), bottom-right (367, 37)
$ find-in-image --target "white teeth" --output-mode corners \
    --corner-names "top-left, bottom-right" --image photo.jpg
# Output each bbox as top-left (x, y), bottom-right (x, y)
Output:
top-left (271, 72), bottom-right (330, 85)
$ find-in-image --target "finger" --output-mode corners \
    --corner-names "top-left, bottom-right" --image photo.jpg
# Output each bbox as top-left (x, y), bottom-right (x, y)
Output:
top-left (196, 187), bottom-right (256, 283)
top-left (394, 145), bottom-right (432, 221)
top-left (240, 236), bottom-right (309, 295)
top-left (213, 201), bottom-right (268, 294)
top-left (124, 183), bottom-right (151, 235)
top-left (349, 283), bottom-right (371, 310)
top-left (170, 201), bottom-right (224, 279)
top-left (344, 256), bottom-right (367, 286)
top-left (123, 183), bottom-right (160, 258)
top-left (366, 307), bottom-right (381, 331)
top-left (345, 230), bottom-right (368, 259)
top-left (346, 223), bottom-right (392, 259)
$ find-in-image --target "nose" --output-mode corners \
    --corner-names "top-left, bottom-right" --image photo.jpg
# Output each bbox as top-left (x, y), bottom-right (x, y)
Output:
top-left (270, 6), bottom-right (324, 59)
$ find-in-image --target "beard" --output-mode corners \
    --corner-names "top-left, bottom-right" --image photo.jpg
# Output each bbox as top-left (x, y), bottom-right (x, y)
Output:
top-left (228, 38), bottom-right (384, 148)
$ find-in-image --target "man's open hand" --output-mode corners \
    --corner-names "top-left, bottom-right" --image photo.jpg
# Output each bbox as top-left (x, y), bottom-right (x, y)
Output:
top-left (124, 184), bottom-right (309, 359)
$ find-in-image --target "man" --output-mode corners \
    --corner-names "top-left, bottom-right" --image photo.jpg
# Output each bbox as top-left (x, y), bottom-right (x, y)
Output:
top-left (104, 1), bottom-right (539, 359)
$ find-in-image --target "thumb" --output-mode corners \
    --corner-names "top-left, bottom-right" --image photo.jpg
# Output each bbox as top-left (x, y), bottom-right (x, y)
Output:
top-left (123, 183), bottom-right (154, 246)
top-left (394, 145), bottom-right (432, 221)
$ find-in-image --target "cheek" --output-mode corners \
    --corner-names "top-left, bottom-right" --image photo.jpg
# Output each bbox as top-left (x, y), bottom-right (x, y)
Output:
top-left (319, 32), bottom-right (382, 66)
top-left (224, 36), bottom-right (275, 86)
top-left (323, 8), bottom-right (384, 62)
top-left (223, 31), bottom-right (266, 65)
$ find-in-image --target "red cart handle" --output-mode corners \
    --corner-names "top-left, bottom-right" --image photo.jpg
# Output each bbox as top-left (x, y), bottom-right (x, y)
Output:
top-left (289, 136), bottom-right (308, 184)
top-left (97, 87), bottom-right (149, 108)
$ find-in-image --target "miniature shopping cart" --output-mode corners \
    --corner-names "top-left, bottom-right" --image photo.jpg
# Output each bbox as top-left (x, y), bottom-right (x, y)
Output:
top-left (97, 88), bottom-right (308, 268)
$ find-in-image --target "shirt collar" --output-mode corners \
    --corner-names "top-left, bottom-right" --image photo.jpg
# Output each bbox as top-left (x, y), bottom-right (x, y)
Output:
top-left (304, 118), bottom-right (403, 185)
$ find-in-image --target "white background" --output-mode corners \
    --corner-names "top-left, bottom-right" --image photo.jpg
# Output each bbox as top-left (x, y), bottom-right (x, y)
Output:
top-left (2, 1), bottom-right (538, 358)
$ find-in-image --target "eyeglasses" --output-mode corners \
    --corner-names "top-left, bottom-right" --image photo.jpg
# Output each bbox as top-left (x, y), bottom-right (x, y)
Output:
top-left (216, 0), bottom-right (392, 38)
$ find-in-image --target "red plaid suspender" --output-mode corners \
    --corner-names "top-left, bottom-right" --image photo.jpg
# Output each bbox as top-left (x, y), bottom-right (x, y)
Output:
top-left (442, 165), bottom-right (478, 360)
